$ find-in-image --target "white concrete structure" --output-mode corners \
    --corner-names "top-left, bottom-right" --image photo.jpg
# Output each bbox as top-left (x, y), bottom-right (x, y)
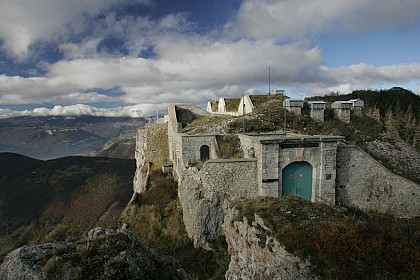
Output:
top-left (308, 101), bottom-right (326, 122)
top-left (238, 95), bottom-right (255, 115)
top-left (349, 99), bottom-right (364, 116)
top-left (207, 100), bottom-right (219, 114)
top-left (283, 99), bottom-right (304, 115)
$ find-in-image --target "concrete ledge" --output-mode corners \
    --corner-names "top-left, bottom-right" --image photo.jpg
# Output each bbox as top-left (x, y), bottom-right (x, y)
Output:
top-left (206, 158), bottom-right (258, 163)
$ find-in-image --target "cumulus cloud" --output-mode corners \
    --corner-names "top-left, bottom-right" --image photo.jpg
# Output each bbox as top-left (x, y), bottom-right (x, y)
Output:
top-left (0, 103), bottom-right (160, 119)
top-left (0, 0), bottom-right (152, 59)
top-left (0, 0), bottom-right (419, 118)
top-left (229, 0), bottom-right (420, 39)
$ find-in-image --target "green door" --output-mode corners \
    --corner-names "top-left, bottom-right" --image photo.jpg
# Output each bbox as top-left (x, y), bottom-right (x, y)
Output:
top-left (282, 161), bottom-right (312, 201)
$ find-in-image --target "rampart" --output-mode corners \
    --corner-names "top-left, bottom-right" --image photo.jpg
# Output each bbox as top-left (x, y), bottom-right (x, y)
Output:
top-left (336, 145), bottom-right (420, 217)
top-left (199, 159), bottom-right (259, 199)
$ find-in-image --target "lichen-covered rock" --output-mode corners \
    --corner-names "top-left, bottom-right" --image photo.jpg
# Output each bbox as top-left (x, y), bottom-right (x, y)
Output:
top-left (0, 242), bottom-right (71, 280)
top-left (0, 226), bottom-right (191, 280)
top-left (223, 211), bottom-right (317, 280)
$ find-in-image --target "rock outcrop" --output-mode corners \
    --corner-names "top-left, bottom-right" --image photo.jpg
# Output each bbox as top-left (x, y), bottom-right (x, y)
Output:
top-left (0, 226), bottom-right (191, 280)
top-left (179, 167), bottom-right (228, 249)
top-left (223, 211), bottom-right (316, 280)
top-left (0, 242), bottom-right (71, 280)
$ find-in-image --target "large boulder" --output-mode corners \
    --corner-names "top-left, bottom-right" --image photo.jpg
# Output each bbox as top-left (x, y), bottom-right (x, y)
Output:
top-left (0, 226), bottom-right (191, 280)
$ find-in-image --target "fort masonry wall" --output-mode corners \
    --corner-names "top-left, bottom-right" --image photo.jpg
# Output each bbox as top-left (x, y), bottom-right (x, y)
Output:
top-left (336, 145), bottom-right (420, 217)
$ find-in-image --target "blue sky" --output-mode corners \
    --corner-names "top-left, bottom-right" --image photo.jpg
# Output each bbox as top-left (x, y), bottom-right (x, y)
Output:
top-left (0, 0), bottom-right (419, 117)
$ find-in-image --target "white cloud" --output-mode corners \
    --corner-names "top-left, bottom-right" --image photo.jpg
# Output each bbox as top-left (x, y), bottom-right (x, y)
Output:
top-left (325, 63), bottom-right (420, 85)
top-left (229, 0), bottom-right (420, 40)
top-left (0, 104), bottom-right (153, 119)
top-left (0, 0), bottom-right (152, 59)
top-left (0, 0), bottom-right (419, 117)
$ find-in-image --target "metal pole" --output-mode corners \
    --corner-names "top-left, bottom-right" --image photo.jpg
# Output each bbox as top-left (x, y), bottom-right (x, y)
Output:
top-left (268, 61), bottom-right (271, 94)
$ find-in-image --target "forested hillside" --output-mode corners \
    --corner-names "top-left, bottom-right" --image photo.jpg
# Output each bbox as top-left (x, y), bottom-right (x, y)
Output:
top-left (0, 153), bottom-right (135, 262)
top-left (307, 87), bottom-right (420, 149)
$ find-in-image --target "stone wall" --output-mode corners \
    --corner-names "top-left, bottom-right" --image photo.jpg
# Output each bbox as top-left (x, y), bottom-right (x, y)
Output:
top-left (200, 159), bottom-right (259, 199)
top-left (179, 158), bottom-right (259, 248)
top-left (310, 109), bottom-right (325, 122)
top-left (181, 135), bottom-right (219, 166)
top-left (133, 123), bottom-right (169, 193)
top-left (334, 109), bottom-right (350, 123)
top-left (286, 107), bottom-right (302, 116)
top-left (260, 139), bottom-right (339, 204)
top-left (261, 143), bottom-right (280, 197)
top-left (336, 145), bottom-right (420, 217)
top-left (238, 135), bottom-right (263, 195)
top-left (145, 123), bottom-right (169, 163)
top-left (179, 168), bottom-right (227, 248)
top-left (352, 107), bottom-right (363, 117)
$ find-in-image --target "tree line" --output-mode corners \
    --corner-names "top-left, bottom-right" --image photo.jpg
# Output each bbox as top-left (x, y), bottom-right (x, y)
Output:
top-left (307, 87), bottom-right (420, 149)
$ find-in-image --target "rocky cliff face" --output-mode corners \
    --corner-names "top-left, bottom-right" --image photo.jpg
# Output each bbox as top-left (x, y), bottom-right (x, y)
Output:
top-left (223, 211), bottom-right (316, 280)
top-left (0, 226), bottom-right (191, 280)
top-left (179, 167), bottom-right (229, 249)
top-left (133, 124), bottom-right (169, 194)
top-left (133, 126), bottom-right (148, 193)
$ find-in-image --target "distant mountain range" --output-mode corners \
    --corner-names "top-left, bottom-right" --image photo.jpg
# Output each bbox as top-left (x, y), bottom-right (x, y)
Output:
top-left (0, 116), bottom-right (146, 159)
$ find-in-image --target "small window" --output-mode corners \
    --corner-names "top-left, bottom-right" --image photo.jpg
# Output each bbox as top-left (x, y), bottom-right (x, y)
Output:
top-left (200, 145), bottom-right (210, 162)
top-left (326, 174), bottom-right (332, 180)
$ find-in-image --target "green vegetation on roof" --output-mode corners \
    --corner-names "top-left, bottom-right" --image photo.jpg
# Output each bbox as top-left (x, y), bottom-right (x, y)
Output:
top-left (249, 94), bottom-right (285, 109)
top-left (224, 98), bottom-right (240, 112)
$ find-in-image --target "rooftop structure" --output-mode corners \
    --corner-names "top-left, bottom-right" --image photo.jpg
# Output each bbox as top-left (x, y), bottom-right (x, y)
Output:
top-left (331, 101), bottom-right (353, 110)
top-left (307, 101), bottom-right (326, 110)
top-left (283, 99), bottom-right (304, 108)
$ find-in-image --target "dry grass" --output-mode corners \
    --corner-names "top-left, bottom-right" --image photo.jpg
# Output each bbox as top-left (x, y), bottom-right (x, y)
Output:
top-left (235, 196), bottom-right (420, 280)
top-left (216, 135), bottom-right (243, 159)
top-left (119, 170), bottom-right (230, 280)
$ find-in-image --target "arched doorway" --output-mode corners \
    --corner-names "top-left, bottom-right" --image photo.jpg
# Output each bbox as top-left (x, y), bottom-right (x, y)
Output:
top-left (200, 145), bottom-right (210, 161)
top-left (282, 161), bottom-right (313, 201)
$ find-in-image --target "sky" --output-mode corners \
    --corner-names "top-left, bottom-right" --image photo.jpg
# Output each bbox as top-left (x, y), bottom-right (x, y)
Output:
top-left (0, 0), bottom-right (420, 118)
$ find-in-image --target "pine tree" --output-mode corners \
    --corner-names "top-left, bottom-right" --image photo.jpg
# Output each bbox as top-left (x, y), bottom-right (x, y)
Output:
top-left (385, 108), bottom-right (398, 136)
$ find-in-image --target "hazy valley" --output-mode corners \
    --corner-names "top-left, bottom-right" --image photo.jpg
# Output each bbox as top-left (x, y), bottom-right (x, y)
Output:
top-left (0, 116), bottom-right (145, 160)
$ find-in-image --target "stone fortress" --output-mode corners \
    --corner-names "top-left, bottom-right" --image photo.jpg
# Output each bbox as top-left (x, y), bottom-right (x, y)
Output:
top-left (134, 90), bottom-right (419, 247)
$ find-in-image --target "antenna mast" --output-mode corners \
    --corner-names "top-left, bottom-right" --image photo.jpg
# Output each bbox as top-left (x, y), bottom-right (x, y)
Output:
top-left (268, 60), bottom-right (271, 94)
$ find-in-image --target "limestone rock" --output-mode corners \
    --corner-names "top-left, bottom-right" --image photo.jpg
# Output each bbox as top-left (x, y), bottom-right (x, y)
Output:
top-left (179, 167), bottom-right (228, 249)
top-left (0, 226), bottom-right (191, 280)
top-left (0, 242), bottom-right (71, 280)
top-left (223, 211), bottom-right (317, 280)
top-left (133, 127), bottom-right (148, 193)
